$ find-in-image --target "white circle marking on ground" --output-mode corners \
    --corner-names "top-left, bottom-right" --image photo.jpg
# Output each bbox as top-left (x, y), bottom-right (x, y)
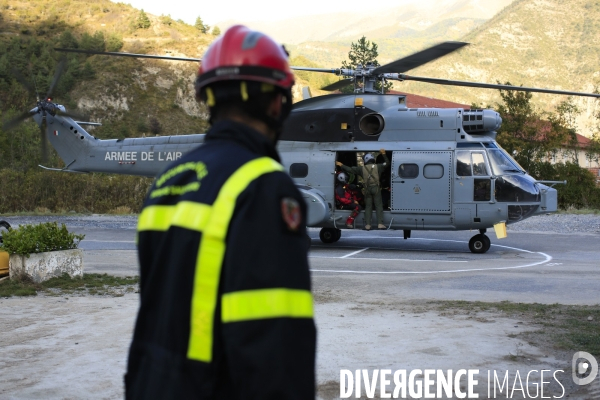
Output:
top-left (310, 237), bottom-right (553, 274)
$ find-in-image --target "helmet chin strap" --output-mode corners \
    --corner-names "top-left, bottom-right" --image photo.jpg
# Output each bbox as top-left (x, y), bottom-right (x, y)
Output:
top-left (265, 89), bottom-right (292, 144)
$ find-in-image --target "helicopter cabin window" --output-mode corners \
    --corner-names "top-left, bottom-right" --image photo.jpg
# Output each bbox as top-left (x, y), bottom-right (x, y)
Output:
top-left (456, 151), bottom-right (471, 176)
top-left (399, 163), bottom-right (419, 179)
top-left (289, 163), bottom-right (309, 178)
top-left (474, 179), bottom-right (491, 201)
top-left (471, 152), bottom-right (489, 176)
top-left (423, 164), bottom-right (443, 179)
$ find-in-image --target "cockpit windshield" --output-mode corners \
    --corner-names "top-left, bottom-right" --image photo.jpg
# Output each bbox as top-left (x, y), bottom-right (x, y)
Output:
top-left (487, 149), bottom-right (524, 175)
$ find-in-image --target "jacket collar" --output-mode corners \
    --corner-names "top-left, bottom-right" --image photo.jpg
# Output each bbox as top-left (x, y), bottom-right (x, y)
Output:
top-left (205, 120), bottom-right (281, 163)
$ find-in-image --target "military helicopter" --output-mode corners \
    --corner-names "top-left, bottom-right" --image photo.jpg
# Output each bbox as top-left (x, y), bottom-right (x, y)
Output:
top-left (4, 41), bottom-right (599, 253)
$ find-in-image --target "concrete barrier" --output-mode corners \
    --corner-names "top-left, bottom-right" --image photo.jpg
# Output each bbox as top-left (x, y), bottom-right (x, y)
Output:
top-left (9, 249), bottom-right (84, 283)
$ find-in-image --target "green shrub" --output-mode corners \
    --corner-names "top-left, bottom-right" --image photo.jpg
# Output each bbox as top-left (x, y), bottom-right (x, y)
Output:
top-left (0, 222), bottom-right (85, 256)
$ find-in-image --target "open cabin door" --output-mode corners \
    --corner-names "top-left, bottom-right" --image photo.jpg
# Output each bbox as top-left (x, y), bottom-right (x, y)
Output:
top-left (390, 151), bottom-right (452, 213)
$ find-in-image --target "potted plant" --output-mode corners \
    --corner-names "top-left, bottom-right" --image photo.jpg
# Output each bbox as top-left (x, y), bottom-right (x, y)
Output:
top-left (1, 222), bottom-right (85, 283)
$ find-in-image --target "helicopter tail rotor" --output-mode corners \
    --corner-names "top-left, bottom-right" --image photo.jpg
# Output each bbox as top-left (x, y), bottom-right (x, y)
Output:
top-left (1, 57), bottom-right (87, 161)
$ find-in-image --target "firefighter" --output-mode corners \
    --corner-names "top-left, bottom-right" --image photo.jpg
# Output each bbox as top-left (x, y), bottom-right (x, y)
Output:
top-left (335, 172), bottom-right (361, 228)
top-left (336, 149), bottom-right (389, 230)
top-left (126, 25), bottom-right (316, 399)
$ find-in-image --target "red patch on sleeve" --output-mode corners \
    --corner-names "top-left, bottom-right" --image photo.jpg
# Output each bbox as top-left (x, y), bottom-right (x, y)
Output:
top-left (281, 197), bottom-right (301, 231)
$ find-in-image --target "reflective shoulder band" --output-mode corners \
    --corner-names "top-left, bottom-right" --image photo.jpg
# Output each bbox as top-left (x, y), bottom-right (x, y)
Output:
top-left (187, 157), bottom-right (284, 362)
top-left (222, 288), bottom-right (313, 323)
top-left (138, 201), bottom-right (213, 233)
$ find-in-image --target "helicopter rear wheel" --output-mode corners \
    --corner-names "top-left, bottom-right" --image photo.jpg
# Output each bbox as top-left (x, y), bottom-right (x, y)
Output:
top-left (469, 234), bottom-right (490, 254)
top-left (319, 228), bottom-right (341, 244)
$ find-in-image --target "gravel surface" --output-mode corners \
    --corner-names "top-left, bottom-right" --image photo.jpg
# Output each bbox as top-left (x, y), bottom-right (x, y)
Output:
top-left (2, 213), bottom-right (600, 234)
top-left (506, 213), bottom-right (600, 234)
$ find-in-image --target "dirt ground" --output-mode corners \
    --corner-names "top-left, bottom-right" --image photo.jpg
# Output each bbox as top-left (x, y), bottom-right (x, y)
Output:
top-left (1, 289), bottom-right (598, 399)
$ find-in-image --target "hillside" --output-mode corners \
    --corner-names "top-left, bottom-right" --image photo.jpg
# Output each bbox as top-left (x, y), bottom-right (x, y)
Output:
top-left (221, 0), bottom-right (514, 66)
top-left (392, 0), bottom-right (600, 136)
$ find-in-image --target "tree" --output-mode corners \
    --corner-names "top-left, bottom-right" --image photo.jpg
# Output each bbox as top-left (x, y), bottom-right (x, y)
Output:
top-left (105, 33), bottom-right (123, 52)
top-left (341, 36), bottom-right (392, 93)
top-left (212, 26), bottom-right (221, 36)
top-left (342, 36), bottom-right (380, 70)
top-left (496, 85), bottom-right (580, 175)
top-left (58, 31), bottom-right (78, 49)
top-left (80, 31), bottom-right (105, 52)
top-left (135, 10), bottom-right (151, 29)
top-left (195, 16), bottom-right (209, 34)
top-left (149, 117), bottom-right (162, 135)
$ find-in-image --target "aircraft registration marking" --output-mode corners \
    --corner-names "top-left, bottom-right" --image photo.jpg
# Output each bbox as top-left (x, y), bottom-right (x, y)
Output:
top-left (104, 151), bottom-right (183, 162)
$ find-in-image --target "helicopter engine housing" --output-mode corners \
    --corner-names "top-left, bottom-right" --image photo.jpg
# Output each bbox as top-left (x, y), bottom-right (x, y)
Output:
top-left (462, 109), bottom-right (502, 134)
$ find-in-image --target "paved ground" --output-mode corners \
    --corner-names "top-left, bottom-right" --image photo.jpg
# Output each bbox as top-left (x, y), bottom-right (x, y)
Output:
top-left (1, 218), bottom-right (599, 399)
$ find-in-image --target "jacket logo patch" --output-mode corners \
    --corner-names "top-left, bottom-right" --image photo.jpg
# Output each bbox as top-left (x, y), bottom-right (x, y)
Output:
top-left (281, 197), bottom-right (301, 231)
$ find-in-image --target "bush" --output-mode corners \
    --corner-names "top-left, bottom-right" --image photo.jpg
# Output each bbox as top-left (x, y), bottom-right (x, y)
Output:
top-left (0, 222), bottom-right (85, 256)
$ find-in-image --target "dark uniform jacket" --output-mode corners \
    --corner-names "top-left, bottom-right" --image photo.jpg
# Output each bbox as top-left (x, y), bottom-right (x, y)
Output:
top-left (126, 120), bottom-right (316, 400)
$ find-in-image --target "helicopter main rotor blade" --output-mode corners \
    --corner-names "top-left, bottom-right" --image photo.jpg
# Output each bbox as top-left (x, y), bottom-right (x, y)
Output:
top-left (54, 48), bottom-right (201, 62)
top-left (321, 79), bottom-right (354, 91)
top-left (290, 66), bottom-right (339, 74)
top-left (373, 42), bottom-right (468, 75)
top-left (2, 111), bottom-right (33, 131)
top-left (397, 74), bottom-right (600, 98)
top-left (11, 67), bottom-right (37, 99)
top-left (46, 57), bottom-right (67, 100)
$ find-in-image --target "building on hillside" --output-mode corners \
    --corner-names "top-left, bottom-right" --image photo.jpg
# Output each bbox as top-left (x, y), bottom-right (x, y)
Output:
top-left (546, 133), bottom-right (600, 183)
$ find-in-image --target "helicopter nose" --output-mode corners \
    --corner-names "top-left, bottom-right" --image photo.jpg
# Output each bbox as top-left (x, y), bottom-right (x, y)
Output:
top-left (536, 184), bottom-right (558, 214)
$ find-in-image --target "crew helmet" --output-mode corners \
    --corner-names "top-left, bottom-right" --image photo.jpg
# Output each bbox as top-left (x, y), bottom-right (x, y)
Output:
top-left (337, 172), bottom-right (348, 183)
top-left (195, 25), bottom-right (294, 104)
top-left (364, 153), bottom-right (375, 164)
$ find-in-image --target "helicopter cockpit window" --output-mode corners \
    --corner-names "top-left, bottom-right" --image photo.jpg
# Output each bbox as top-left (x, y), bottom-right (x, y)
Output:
top-left (456, 151), bottom-right (471, 176)
top-left (471, 152), bottom-right (489, 176)
top-left (289, 163), bottom-right (309, 178)
top-left (399, 163), bottom-right (419, 178)
top-left (488, 149), bottom-right (523, 175)
top-left (423, 164), bottom-right (443, 179)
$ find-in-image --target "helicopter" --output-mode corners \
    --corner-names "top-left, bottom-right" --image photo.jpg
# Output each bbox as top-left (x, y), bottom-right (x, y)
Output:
top-left (4, 41), bottom-right (600, 253)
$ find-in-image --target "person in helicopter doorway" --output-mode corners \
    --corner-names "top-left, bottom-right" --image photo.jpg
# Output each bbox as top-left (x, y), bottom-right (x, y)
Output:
top-left (336, 149), bottom-right (389, 230)
top-left (335, 172), bottom-right (362, 228)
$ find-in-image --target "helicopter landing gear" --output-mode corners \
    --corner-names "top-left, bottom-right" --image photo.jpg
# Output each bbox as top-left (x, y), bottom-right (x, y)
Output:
top-left (319, 228), bottom-right (341, 244)
top-left (468, 234), bottom-right (491, 254)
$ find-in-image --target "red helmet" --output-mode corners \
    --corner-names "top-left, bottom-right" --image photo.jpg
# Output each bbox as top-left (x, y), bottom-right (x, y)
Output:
top-left (196, 25), bottom-right (294, 92)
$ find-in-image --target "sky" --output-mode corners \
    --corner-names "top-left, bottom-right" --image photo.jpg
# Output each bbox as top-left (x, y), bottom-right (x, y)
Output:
top-left (114, 0), bottom-right (402, 26)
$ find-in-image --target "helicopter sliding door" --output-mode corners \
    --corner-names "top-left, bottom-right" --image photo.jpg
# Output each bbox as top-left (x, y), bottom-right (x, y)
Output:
top-left (390, 151), bottom-right (452, 213)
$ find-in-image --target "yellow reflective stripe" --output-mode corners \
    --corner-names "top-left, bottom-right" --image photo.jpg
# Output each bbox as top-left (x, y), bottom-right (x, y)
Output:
top-left (222, 288), bottom-right (313, 323)
top-left (137, 202), bottom-right (212, 232)
top-left (187, 157), bottom-right (284, 362)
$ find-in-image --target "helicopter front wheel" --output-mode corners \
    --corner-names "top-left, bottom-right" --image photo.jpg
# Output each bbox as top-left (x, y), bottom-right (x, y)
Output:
top-left (468, 234), bottom-right (491, 254)
top-left (319, 228), bottom-right (341, 244)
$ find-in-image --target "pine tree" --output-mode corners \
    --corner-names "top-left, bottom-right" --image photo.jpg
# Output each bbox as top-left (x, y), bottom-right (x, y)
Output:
top-left (136, 10), bottom-right (151, 29)
top-left (340, 36), bottom-right (392, 93)
top-left (342, 36), bottom-right (379, 69)
top-left (195, 17), bottom-right (209, 34)
top-left (149, 117), bottom-right (162, 135)
top-left (212, 26), bottom-right (221, 36)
